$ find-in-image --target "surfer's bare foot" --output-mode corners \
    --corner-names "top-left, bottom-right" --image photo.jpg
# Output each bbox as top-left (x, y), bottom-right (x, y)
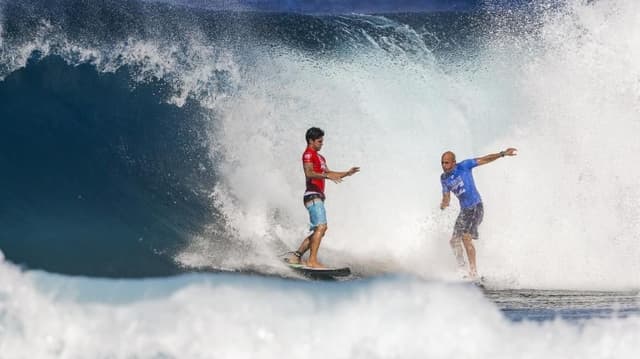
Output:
top-left (306, 260), bottom-right (325, 269)
top-left (285, 251), bottom-right (302, 264)
top-left (286, 257), bottom-right (300, 265)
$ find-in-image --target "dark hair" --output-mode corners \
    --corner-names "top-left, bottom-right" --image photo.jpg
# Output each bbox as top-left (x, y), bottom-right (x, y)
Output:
top-left (305, 127), bottom-right (324, 143)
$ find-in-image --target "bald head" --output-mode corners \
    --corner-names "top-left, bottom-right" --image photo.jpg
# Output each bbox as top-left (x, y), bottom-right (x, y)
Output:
top-left (442, 151), bottom-right (456, 162)
top-left (441, 151), bottom-right (456, 173)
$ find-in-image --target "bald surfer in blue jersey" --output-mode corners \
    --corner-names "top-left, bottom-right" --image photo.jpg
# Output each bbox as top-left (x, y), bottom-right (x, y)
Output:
top-left (440, 148), bottom-right (517, 279)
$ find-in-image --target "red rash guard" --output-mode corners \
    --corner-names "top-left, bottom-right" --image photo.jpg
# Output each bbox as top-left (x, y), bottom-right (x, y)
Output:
top-left (302, 147), bottom-right (327, 196)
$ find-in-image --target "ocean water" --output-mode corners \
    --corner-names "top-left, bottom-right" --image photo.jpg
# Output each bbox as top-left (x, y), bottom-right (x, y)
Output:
top-left (1, 0), bottom-right (640, 357)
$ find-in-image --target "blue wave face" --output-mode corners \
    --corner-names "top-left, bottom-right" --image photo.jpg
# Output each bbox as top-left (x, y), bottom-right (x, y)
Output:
top-left (0, 55), bottom-right (218, 277)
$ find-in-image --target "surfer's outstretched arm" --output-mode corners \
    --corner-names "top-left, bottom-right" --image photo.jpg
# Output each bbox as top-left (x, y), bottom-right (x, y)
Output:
top-left (325, 166), bottom-right (360, 183)
top-left (476, 148), bottom-right (517, 166)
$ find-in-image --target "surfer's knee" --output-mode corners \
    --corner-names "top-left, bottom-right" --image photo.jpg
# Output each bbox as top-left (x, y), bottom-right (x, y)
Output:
top-left (315, 223), bottom-right (328, 234)
top-left (461, 234), bottom-right (473, 246)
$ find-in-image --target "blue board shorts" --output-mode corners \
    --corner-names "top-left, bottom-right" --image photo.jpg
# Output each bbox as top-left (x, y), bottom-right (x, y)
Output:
top-left (453, 202), bottom-right (484, 239)
top-left (305, 198), bottom-right (327, 230)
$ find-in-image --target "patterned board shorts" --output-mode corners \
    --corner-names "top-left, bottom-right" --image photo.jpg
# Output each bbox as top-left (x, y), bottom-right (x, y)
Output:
top-left (453, 202), bottom-right (484, 239)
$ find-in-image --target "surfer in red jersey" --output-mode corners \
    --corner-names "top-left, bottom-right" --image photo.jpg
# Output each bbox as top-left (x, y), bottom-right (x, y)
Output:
top-left (287, 127), bottom-right (359, 268)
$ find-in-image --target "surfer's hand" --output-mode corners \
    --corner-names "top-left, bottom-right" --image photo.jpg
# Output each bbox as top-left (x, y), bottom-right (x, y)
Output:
top-left (326, 172), bottom-right (343, 183)
top-left (503, 148), bottom-right (518, 156)
top-left (346, 167), bottom-right (360, 176)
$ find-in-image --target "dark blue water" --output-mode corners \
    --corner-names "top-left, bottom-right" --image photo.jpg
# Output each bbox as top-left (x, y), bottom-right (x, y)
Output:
top-left (0, 55), bottom-right (217, 276)
top-left (158, 0), bottom-right (477, 13)
top-left (146, 0), bottom-right (538, 14)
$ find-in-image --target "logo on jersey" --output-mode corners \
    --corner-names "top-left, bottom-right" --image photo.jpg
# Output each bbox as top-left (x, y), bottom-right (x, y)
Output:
top-left (447, 176), bottom-right (466, 197)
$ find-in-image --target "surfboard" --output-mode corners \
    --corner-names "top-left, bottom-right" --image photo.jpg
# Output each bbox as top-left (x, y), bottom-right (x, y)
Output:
top-left (286, 262), bottom-right (351, 279)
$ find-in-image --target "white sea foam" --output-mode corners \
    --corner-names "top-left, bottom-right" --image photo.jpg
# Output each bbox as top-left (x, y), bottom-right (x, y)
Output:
top-left (472, 0), bottom-right (640, 290)
top-left (192, 0), bottom-right (640, 290)
top-left (0, 255), bottom-right (638, 358)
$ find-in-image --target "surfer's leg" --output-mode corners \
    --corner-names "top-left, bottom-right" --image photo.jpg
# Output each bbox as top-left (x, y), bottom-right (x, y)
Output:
top-left (449, 235), bottom-right (466, 269)
top-left (305, 199), bottom-right (327, 268)
top-left (464, 203), bottom-right (482, 278)
top-left (462, 233), bottom-right (477, 278)
top-left (287, 236), bottom-right (311, 264)
top-left (297, 236), bottom-right (311, 255)
top-left (307, 224), bottom-right (327, 268)
top-left (451, 211), bottom-right (467, 271)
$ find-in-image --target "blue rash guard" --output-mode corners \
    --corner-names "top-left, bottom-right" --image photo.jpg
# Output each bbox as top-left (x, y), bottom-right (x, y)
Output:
top-left (441, 159), bottom-right (482, 209)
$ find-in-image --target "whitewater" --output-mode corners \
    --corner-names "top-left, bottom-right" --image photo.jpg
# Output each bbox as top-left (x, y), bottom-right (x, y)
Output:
top-left (0, 253), bottom-right (638, 358)
top-left (1, 0), bottom-right (640, 357)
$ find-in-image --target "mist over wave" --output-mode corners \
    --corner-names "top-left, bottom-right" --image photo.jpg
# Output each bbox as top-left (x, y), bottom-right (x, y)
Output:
top-left (0, 0), bottom-right (639, 289)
